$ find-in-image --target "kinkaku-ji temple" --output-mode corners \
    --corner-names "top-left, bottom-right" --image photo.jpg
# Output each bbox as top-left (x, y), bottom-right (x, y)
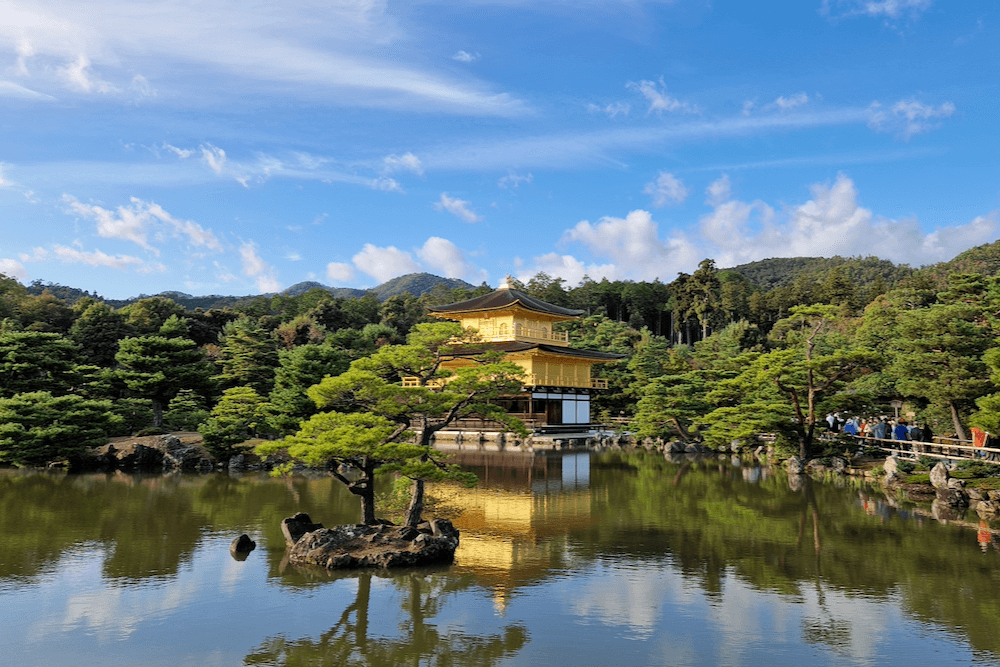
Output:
top-left (420, 278), bottom-right (624, 435)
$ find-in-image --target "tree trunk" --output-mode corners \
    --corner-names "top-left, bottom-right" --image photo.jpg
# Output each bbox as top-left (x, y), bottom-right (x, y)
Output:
top-left (404, 479), bottom-right (425, 528)
top-left (350, 459), bottom-right (377, 525)
top-left (950, 400), bottom-right (968, 442)
top-left (152, 398), bottom-right (164, 428)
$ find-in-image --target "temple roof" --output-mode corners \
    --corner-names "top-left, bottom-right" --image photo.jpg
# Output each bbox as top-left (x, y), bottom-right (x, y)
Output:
top-left (445, 341), bottom-right (625, 361)
top-left (427, 285), bottom-right (584, 319)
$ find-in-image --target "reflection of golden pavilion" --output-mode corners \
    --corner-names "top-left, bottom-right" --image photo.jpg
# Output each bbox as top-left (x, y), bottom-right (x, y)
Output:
top-left (421, 279), bottom-right (623, 433)
top-left (433, 452), bottom-right (601, 612)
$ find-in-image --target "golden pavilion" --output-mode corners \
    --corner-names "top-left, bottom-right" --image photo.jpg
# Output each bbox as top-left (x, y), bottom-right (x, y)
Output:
top-left (423, 278), bottom-right (623, 433)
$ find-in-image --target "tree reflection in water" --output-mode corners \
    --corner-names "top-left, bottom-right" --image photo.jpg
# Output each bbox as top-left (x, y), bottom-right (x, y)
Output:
top-left (244, 570), bottom-right (528, 666)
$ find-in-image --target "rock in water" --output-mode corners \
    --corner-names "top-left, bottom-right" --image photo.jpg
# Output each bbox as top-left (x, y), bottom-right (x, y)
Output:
top-left (281, 512), bottom-right (325, 546)
top-left (230, 534), bottom-right (256, 560)
top-left (286, 519), bottom-right (461, 570)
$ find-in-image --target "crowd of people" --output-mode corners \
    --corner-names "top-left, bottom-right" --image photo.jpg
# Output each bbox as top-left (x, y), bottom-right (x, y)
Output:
top-left (824, 412), bottom-right (934, 442)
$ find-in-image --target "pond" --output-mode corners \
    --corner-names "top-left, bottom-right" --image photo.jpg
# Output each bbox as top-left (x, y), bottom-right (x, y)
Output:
top-left (1, 450), bottom-right (999, 666)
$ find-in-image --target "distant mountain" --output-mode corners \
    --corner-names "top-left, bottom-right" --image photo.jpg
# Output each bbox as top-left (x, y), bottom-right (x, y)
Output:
top-left (370, 273), bottom-right (475, 300)
top-left (281, 281), bottom-right (367, 299)
top-left (727, 256), bottom-right (912, 291)
top-left (919, 239), bottom-right (1000, 285)
top-left (84, 272), bottom-right (479, 310)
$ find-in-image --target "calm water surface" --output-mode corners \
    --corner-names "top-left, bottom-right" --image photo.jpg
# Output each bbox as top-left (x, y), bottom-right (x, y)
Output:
top-left (2, 450), bottom-right (999, 666)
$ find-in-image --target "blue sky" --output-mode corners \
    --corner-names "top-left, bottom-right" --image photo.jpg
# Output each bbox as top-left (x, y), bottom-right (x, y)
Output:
top-left (0, 0), bottom-right (997, 299)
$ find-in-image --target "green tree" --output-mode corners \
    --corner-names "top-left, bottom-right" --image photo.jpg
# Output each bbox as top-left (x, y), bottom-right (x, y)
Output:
top-left (164, 389), bottom-right (210, 432)
top-left (120, 296), bottom-right (187, 335)
top-left (215, 316), bottom-right (280, 394)
top-left (701, 305), bottom-right (878, 458)
top-left (0, 392), bottom-right (113, 467)
top-left (115, 327), bottom-right (213, 427)
top-left (266, 344), bottom-right (350, 435)
top-left (259, 322), bottom-right (525, 527)
top-left (0, 331), bottom-right (83, 398)
top-left (200, 386), bottom-right (269, 459)
top-left (69, 301), bottom-right (135, 367)
top-left (891, 302), bottom-right (992, 440)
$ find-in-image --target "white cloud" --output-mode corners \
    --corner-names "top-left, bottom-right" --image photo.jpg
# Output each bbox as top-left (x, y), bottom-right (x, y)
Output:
top-left (63, 194), bottom-right (157, 253)
top-left (642, 171), bottom-right (688, 207)
top-left (498, 170), bottom-right (533, 189)
top-left (434, 192), bottom-right (483, 223)
top-left (822, 0), bottom-right (933, 20)
top-left (370, 176), bottom-right (404, 192)
top-left (238, 240), bottom-right (280, 293)
top-left (741, 100), bottom-right (755, 116)
top-left (0, 258), bottom-right (28, 280)
top-left (0, 80), bottom-right (56, 100)
top-left (768, 92), bottom-right (809, 111)
top-left (49, 244), bottom-right (143, 269)
top-left (452, 50), bottom-right (480, 63)
top-left (521, 252), bottom-right (617, 286)
top-left (696, 173), bottom-right (997, 269)
top-left (326, 261), bottom-right (355, 283)
top-left (586, 101), bottom-right (630, 118)
top-left (163, 143), bottom-right (195, 159)
top-left (543, 174), bottom-right (996, 284)
top-left (0, 1), bottom-right (527, 115)
top-left (383, 152), bottom-right (423, 175)
top-left (62, 195), bottom-right (222, 253)
top-left (626, 78), bottom-right (696, 115)
top-left (705, 174), bottom-right (732, 207)
top-left (284, 250), bottom-right (301, 261)
top-left (416, 236), bottom-right (479, 279)
top-left (868, 99), bottom-right (956, 139)
top-left (200, 144), bottom-right (227, 175)
top-left (560, 209), bottom-right (698, 281)
top-left (57, 54), bottom-right (116, 94)
top-left (214, 261), bottom-right (237, 283)
top-left (352, 243), bottom-right (422, 283)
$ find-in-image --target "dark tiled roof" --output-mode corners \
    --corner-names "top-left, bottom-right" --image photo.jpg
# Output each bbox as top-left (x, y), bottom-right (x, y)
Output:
top-left (427, 287), bottom-right (584, 319)
top-left (445, 341), bottom-right (624, 361)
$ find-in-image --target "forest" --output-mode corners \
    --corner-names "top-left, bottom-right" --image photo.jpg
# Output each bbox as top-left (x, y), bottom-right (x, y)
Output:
top-left (4, 238), bottom-right (1000, 468)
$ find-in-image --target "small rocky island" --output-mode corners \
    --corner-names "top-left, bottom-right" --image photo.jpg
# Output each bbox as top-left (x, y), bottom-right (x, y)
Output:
top-left (280, 512), bottom-right (461, 569)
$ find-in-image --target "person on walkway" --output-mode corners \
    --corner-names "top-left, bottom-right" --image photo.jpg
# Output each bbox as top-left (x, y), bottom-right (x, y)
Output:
top-left (921, 423), bottom-right (934, 443)
top-left (873, 418), bottom-right (890, 440)
top-left (893, 420), bottom-right (910, 441)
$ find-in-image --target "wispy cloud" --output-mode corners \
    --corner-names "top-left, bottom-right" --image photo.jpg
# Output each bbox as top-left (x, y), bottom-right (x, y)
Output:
top-left (434, 192), bottom-right (483, 223)
top-left (0, 80), bottom-right (56, 101)
top-left (868, 99), bottom-right (955, 139)
top-left (498, 170), bottom-right (533, 189)
top-left (383, 152), bottom-right (424, 175)
top-left (587, 101), bottom-right (630, 118)
top-left (62, 195), bottom-right (223, 253)
top-left (452, 51), bottom-right (480, 63)
top-left (0, 0), bottom-right (527, 114)
top-left (20, 244), bottom-right (144, 270)
top-left (626, 78), bottom-right (696, 115)
top-left (821, 0), bottom-right (933, 21)
top-left (643, 171), bottom-right (688, 207)
top-left (238, 240), bottom-right (280, 293)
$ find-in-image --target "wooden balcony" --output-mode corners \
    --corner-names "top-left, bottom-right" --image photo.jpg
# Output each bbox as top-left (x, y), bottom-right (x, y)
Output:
top-left (474, 324), bottom-right (569, 345)
top-left (523, 374), bottom-right (608, 390)
top-left (403, 375), bottom-right (609, 390)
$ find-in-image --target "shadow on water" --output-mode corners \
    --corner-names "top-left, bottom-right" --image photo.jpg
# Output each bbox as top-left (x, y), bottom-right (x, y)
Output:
top-left (245, 568), bottom-right (528, 667)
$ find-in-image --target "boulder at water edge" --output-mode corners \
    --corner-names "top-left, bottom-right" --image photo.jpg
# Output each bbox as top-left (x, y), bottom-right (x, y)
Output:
top-left (282, 515), bottom-right (461, 570)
